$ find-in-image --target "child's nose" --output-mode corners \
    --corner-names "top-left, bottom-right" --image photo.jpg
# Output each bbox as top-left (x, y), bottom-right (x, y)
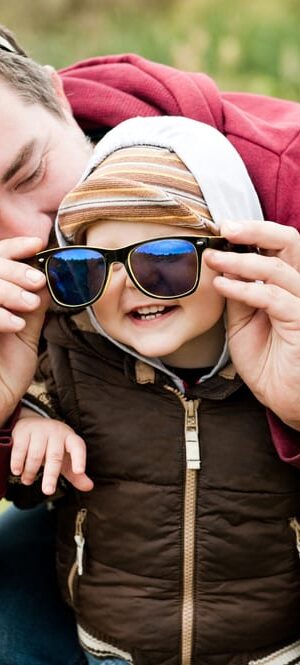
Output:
top-left (112, 262), bottom-right (123, 273)
top-left (111, 262), bottom-right (136, 289)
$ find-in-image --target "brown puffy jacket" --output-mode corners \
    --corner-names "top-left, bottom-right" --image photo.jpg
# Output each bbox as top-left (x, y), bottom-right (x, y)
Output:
top-left (43, 312), bottom-right (300, 665)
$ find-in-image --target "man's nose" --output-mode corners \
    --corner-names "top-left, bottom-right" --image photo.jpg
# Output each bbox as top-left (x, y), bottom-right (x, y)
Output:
top-left (0, 204), bottom-right (55, 243)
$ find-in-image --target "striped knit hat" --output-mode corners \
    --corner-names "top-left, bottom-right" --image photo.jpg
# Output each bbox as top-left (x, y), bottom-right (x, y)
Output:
top-left (57, 145), bottom-right (217, 243)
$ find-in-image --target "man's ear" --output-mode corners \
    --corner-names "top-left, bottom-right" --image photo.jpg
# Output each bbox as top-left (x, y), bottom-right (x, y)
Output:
top-left (43, 65), bottom-right (72, 114)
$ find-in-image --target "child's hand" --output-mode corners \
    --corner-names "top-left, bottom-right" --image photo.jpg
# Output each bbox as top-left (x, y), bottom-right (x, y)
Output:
top-left (204, 219), bottom-right (300, 429)
top-left (11, 411), bottom-right (94, 495)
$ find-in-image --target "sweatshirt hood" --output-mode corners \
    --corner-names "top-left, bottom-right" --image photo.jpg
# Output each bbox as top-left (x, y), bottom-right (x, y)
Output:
top-left (60, 53), bottom-right (300, 233)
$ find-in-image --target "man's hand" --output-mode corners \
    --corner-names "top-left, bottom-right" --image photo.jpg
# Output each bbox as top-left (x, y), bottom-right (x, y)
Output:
top-left (204, 220), bottom-right (300, 429)
top-left (0, 237), bottom-right (48, 424)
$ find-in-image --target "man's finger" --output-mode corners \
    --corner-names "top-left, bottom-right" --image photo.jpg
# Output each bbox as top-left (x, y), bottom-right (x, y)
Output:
top-left (0, 307), bottom-right (25, 332)
top-left (205, 249), bottom-right (300, 297)
top-left (213, 275), bottom-right (300, 324)
top-left (18, 287), bottom-right (50, 351)
top-left (0, 236), bottom-right (44, 260)
top-left (219, 220), bottom-right (300, 264)
top-left (0, 257), bottom-right (46, 291)
top-left (0, 278), bottom-right (42, 312)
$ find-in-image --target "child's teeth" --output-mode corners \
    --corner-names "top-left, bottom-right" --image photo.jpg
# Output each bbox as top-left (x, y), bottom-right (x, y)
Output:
top-left (137, 305), bottom-right (165, 315)
top-left (135, 305), bottom-right (167, 320)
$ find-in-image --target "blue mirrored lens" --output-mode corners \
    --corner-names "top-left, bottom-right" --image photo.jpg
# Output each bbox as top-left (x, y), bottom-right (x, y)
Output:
top-left (47, 248), bottom-right (106, 306)
top-left (131, 238), bottom-right (198, 297)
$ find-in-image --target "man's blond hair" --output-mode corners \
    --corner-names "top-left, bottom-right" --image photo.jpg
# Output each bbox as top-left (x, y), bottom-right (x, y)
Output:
top-left (0, 25), bottom-right (64, 117)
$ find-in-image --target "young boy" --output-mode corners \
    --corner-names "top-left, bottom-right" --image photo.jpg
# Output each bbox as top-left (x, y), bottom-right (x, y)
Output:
top-left (11, 116), bottom-right (300, 665)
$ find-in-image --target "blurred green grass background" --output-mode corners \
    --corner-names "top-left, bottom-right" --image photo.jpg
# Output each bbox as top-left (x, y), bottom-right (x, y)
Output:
top-left (0, 0), bottom-right (299, 100)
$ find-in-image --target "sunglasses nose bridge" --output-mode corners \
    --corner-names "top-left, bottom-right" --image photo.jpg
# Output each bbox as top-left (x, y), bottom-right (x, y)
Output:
top-left (105, 245), bottom-right (127, 267)
top-left (106, 246), bottom-right (132, 278)
top-left (105, 258), bottom-right (128, 286)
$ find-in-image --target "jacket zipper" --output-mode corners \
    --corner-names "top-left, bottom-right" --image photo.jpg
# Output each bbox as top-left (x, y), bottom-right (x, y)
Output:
top-left (164, 385), bottom-right (200, 665)
top-left (290, 517), bottom-right (300, 557)
top-left (67, 508), bottom-right (87, 601)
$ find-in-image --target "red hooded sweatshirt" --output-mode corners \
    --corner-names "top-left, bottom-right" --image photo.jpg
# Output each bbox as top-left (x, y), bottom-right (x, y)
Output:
top-left (1, 54), bottom-right (299, 496)
top-left (60, 53), bottom-right (300, 232)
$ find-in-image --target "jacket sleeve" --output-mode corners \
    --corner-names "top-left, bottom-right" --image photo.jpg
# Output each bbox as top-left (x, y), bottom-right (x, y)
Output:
top-left (21, 350), bottom-right (64, 421)
top-left (0, 404), bottom-right (22, 499)
top-left (6, 471), bottom-right (68, 510)
top-left (275, 127), bottom-right (300, 232)
top-left (267, 410), bottom-right (300, 468)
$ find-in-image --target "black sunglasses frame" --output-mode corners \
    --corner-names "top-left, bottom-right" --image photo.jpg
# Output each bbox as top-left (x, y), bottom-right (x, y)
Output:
top-left (34, 235), bottom-right (246, 309)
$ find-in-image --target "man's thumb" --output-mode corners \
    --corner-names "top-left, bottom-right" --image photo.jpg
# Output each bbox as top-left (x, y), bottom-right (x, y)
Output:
top-left (19, 287), bottom-right (50, 351)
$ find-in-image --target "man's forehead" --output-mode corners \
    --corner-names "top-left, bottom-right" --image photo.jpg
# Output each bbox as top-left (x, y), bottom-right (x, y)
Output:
top-left (0, 78), bottom-right (46, 119)
top-left (0, 83), bottom-right (44, 180)
top-left (0, 81), bottom-right (33, 132)
top-left (0, 77), bottom-right (23, 101)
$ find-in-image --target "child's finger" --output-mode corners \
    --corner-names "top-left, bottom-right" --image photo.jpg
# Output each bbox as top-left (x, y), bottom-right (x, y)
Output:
top-left (41, 437), bottom-right (65, 495)
top-left (61, 436), bottom-right (94, 491)
top-left (11, 425), bottom-right (31, 475)
top-left (62, 468), bottom-right (94, 492)
top-left (65, 432), bottom-right (87, 474)
top-left (20, 432), bottom-right (47, 485)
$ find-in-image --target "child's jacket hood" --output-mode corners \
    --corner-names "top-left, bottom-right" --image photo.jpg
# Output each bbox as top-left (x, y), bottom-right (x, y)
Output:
top-left (56, 116), bottom-right (263, 389)
top-left (78, 115), bottom-right (263, 224)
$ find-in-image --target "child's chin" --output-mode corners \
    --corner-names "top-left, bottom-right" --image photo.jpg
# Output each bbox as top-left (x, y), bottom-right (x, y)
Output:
top-left (134, 340), bottom-right (178, 359)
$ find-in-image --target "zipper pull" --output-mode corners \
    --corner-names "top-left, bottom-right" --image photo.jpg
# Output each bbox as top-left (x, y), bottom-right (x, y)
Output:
top-left (185, 400), bottom-right (200, 470)
top-left (290, 517), bottom-right (300, 558)
top-left (74, 509), bottom-right (87, 576)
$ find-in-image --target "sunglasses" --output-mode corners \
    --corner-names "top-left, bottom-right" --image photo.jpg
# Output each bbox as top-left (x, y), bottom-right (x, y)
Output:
top-left (34, 235), bottom-right (248, 309)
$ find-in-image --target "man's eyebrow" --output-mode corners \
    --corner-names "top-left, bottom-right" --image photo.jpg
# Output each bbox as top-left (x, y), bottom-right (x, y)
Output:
top-left (1, 140), bottom-right (37, 184)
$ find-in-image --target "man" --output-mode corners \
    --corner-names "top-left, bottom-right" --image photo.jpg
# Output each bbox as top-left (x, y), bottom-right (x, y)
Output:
top-left (0, 24), bottom-right (299, 665)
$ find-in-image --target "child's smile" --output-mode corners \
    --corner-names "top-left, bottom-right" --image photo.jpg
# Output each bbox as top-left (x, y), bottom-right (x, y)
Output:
top-left (129, 304), bottom-right (177, 323)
